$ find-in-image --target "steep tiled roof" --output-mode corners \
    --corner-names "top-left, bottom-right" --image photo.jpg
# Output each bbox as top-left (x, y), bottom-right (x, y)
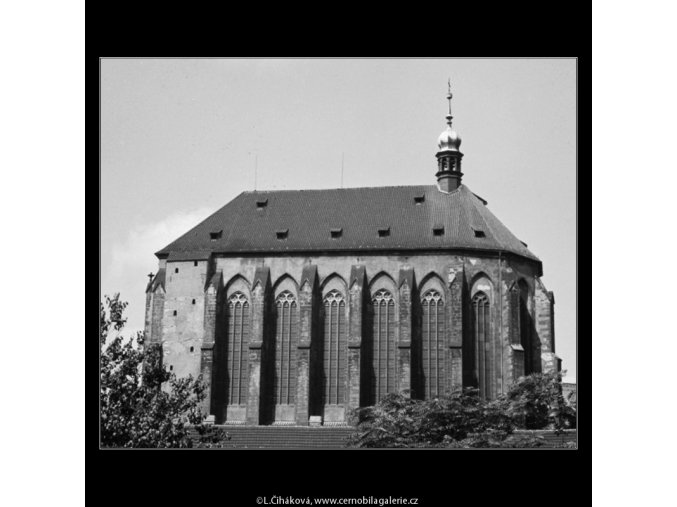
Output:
top-left (156, 184), bottom-right (539, 262)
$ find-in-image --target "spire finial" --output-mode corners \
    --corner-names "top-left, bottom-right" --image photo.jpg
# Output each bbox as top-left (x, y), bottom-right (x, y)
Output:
top-left (436, 77), bottom-right (463, 192)
top-left (445, 78), bottom-right (453, 127)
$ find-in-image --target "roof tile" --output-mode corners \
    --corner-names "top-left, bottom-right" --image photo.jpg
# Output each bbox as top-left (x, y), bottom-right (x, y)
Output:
top-left (156, 184), bottom-right (539, 262)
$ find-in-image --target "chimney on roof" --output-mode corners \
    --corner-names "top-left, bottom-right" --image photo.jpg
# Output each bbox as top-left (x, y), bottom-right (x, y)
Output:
top-left (435, 79), bottom-right (464, 193)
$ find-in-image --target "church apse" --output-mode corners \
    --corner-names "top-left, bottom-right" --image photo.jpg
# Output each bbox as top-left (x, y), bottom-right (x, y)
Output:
top-left (146, 81), bottom-right (558, 428)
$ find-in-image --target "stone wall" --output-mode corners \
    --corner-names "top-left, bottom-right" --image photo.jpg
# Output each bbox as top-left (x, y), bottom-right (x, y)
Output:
top-left (147, 251), bottom-right (556, 425)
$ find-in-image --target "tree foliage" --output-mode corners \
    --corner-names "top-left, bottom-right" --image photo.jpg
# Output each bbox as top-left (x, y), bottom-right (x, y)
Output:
top-left (346, 389), bottom-right (537, 448)
top-left (100, 294), bottom-right (227, 448)
top-left (347, 371), bottom-right (576, 448)
top-left (504, 370), bottom-right (576, 431)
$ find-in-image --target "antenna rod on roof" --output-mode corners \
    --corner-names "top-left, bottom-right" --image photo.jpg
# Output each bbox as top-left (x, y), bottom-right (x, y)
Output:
top-left (341, 152), bottom-right (344, 188)
top-left (254, 153), bottom-right (258, 191)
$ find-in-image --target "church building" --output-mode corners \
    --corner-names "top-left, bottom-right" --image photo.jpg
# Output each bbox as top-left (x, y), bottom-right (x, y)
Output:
top-left (144, 85), bottom-right (559, 426)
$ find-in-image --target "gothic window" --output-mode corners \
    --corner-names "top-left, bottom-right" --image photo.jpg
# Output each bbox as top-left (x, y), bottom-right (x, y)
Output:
top-left (421, 289), bottom-right (445, 399)
top-left (274, 291), bottom-right (298, 405)
top-left (519, 285), bottom-right (534, 375)
top-left (322, 290), bottom-right (347, 405)
top-left (226, 292), bottom-right (250, 405)
top-left (508, 286), bottom-right (518, 345)
top-left (370, 289), bottom-right (397, 403)
top-left (471, 292), bottom-right (491, 400)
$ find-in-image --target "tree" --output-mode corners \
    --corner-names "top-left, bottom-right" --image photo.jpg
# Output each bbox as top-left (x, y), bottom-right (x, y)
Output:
top-left (346, 372), bottom-right (577, 448)
top-left (100, 294), bottom-right (227, 448)
top-left (346, 389), bottom-right (544, 448)
top-left (503, 370), bottom-right (576, 430)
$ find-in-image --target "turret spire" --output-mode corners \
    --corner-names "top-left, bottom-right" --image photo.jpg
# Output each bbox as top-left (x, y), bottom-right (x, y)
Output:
top-left (435, 80), bottom-right (464, 192)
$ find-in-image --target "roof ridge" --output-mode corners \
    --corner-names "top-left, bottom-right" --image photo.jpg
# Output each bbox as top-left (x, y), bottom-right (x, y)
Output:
top-left (154, 201), bottom-right (236, 256)
top-left (467, 189), bottom-right (499, 243)
top-left (242, 184), bottom-right (436, 194)
top-left (466, 189), bottom-right (537, 259)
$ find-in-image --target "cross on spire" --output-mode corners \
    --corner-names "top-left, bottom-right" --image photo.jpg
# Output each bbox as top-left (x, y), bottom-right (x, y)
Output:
top-left (446, 78), bottom-right (453, 127)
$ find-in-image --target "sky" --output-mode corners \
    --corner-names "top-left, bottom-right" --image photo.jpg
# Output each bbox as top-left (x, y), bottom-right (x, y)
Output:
top-left (101, 58), bottom-right (576, 381)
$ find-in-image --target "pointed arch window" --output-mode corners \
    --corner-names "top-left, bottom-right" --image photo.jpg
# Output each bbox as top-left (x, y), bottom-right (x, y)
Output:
top-left (322, 290), bottom-right (347, 405)
top-left (510, 282), bottom-right (535, 375)
top-left (510, 286), bottom-right (521, 346)
top-left (471, 292), bottom-right (491, 400)
top-left (518, 283), bottom-right (534, 375)
top-left (370, 289), bottom-right (397, 403)
top-left (226, 292), bottom-right (250, 405)
top-left (421, 289), bottom-right (445, 399)
top-left (275, 291), bottom-right (298, 405)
